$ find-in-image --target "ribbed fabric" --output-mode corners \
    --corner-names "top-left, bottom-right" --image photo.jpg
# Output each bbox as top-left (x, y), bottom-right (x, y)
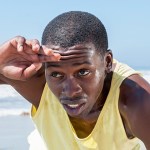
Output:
top-left (31, 60), bottom-right (141, 150)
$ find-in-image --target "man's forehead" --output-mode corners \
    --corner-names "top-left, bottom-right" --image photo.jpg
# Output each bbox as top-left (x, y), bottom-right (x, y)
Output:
top-left (46, 58), bottom-right (93, 68)
top-left (46, 43), bottom-right (95, 60)
top-left (45, 44), bottom-right (98, 68)
top-left (46, 43), bottom-right (95, 53)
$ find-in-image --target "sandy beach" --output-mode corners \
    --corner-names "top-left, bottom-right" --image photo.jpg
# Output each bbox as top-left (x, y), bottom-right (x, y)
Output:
top-left (0, 115), bottom-right (35, 150)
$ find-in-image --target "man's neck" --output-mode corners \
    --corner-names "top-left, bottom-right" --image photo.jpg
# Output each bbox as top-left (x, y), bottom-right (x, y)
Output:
top-left (69, 111), bottom-right (100, 138)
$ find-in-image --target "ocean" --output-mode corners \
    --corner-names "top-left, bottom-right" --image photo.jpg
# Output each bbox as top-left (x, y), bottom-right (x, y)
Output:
top-left (0, 85), bottom-right (31, 117)
top-left (0, 70), bottom-right (150, 117)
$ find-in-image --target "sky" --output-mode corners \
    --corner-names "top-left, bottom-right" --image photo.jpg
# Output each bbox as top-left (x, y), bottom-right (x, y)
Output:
top-left (0, 0), bottom-right (150, 69)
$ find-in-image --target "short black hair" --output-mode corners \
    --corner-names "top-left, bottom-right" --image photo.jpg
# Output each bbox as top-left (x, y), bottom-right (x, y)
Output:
top-left (42, 11), bottom-right (108, 55)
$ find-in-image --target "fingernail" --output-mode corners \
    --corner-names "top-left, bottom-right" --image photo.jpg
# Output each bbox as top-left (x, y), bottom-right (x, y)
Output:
top-left (33, 44), bottom-right (40, 52)
top-left (18, 45), bottom-right (23, 52)
top-left (34, 44), bottom-right (40, 49)
top-left (54, 53), bottom-right (61, 60)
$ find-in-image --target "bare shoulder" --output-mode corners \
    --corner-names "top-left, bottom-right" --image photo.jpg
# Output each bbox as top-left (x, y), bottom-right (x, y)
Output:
top-left (119, 74), bottom-right (150, 148)
top-left (119, 74), bottom-right (150, 112)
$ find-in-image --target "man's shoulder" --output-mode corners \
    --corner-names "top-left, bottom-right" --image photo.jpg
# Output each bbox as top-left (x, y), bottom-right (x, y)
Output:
top-left (119, 74), bottom-right (150, 122)
top-left (118, 74), bottom-right (150, 147)
top-left (119, 74), bottom-right (150, 106)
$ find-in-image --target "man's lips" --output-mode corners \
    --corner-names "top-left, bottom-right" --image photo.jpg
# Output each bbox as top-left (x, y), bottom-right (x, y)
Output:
top-left (66, 104), bottom-right (80, 108)
top-left (62, 102), bottom-right (86, 117)
top-left (64, 103), bottom-right (85, 109)
top-left (60, 97), bottom-right (87, 109)
top-left (60, 97), bottom-right (86, 104)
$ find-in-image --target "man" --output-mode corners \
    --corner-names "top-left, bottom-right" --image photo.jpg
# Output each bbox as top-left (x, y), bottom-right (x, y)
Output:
top-left (0, 11), bottom-right (149, 149)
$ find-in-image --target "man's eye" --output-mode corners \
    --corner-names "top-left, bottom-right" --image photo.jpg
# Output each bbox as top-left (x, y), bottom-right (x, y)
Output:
top-left (78, 69), bottom-right (90, 76)
top-left (51, 72), bottom-right (63, 78)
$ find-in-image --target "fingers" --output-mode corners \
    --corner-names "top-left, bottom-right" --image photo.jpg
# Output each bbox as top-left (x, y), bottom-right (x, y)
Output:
top-left (11, 36), bottom-right (55, 56)
top-left (36, 45), bottom-right (56, 56)
top-left (10, 36), bottom-right (26, 52)
top-left (38, 53), bottom-right (61, 62)
top-left (16, 38), bottom-right (53, 56)
top-left (36, 46), bottom-right (61, 62)
top-left (23, 63), bottom-right (42, 79)
top-left (25, 39), bottom-right (40, 53)
top-left (10, 36), bottom-right (61, 62)
top-left (11, 36), bottom-right (40, 54)
top-left (16, 36), bottom-right (26, 52)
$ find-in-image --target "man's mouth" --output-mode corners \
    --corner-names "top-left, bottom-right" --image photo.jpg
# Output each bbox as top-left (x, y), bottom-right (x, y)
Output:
top-left (60, 97), bottom-right (87, 116)
top-left (62, 102), bottom-right (86, 117)
top-left (66, 104), bottom-right (81, 108)
top-left (64, 103), bottom-right (85, 109)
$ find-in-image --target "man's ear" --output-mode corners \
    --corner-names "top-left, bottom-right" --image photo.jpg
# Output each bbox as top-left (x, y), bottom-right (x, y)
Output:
top-left (105, 49), bottom-right (113, 73)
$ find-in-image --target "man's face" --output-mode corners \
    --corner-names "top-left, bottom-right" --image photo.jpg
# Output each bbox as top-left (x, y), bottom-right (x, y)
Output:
top-left (45, 43), bottom-right (107, 119)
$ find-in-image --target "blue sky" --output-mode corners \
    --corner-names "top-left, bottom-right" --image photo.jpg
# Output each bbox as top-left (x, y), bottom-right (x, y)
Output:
top-left (0, 0), bottom-right (150, 69)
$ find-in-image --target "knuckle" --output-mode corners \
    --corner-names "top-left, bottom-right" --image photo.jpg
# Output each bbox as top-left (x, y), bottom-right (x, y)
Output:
top-left (15, 36), bottom-right (25, 41)
top-left (32, 39), bottom-right (39, 44)
top-left (15, 36), bottom-right (26, 44)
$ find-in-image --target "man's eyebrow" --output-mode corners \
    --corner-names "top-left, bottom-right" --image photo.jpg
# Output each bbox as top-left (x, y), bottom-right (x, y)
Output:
top-left (46, 61), bottom-right (92, 68)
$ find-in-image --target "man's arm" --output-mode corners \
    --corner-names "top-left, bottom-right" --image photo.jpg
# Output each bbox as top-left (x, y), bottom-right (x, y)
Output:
top-left (0, 75), bottom-right (6, 84)
top-left (0, 66), bottom-right (46, 108)
top-left (119, 74), bottom-right (150, 149)
top-left (0, 36), bottom-right (61, 108)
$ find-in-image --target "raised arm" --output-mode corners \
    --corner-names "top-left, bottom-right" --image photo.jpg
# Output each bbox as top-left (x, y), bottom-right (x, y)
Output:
top-left (119, 74), bottom-right (150, 149)
top-left (0, 36), bottom-right (61, 108)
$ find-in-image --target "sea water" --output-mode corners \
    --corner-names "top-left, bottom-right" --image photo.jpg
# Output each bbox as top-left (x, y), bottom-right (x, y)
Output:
top-left (0, 85), bottom-right (31, 117)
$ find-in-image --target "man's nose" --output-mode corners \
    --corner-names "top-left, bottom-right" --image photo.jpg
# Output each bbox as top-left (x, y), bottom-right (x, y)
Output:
top-left (62, 76), bottom-right (82, 97)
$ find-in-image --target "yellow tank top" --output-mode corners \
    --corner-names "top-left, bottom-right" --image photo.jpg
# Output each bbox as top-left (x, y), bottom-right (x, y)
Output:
top-left (31, 60), bottom-right (141, 150)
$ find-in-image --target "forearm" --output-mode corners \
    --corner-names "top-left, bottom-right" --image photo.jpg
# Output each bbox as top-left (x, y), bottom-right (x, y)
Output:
top-left (0, 67), bottom-right (46, 107)
top-left (0, 74), bottom-right (7, 84)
